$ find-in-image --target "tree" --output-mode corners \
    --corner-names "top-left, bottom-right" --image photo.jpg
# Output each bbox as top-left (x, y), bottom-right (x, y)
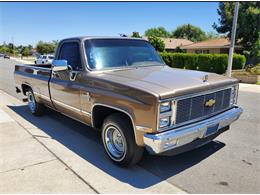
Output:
top-left (250, 32), bottom-right (260, 65)
top-left (205, 31), bottom-right (221, 39)
top-left (52, 40), bottom-right (59, 48)
top-left (0, 45), bottom-right (9, 54)
top-left (171, 24), bottom-right (207, 42)
top-left (145, 27), bottom-right (170, 38)
top-left (16, 45), bottom-right (24, 54)
top-left (148, 36), bottom-right (165, 52)
top-left (131, 32), bottom-right (142, 38)
top-left (7, 43), bottom-right (14, 50)
top-left (213, 2), bottom-right (260, 53)
top-left (27, 44), bottom-right (33, 50)
top-left (36, 41), bottom-right (56, 54)
top-left (6, 43), bottom-right (15, 54)
top-left (21, 47), bottom-right (30, 57)
top-left (0, 43), bottom-right (14, 54)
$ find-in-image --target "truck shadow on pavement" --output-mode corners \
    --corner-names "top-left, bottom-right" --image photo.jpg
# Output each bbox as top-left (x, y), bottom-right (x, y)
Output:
top-left (9, 105), bottom-right (225, 189)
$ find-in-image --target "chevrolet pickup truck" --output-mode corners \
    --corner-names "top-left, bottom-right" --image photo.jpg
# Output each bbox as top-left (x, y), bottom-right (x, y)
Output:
top-left (14, 37), bottom-right (243, 167)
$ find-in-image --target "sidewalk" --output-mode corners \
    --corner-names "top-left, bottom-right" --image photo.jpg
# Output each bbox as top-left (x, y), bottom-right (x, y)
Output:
top-left (0, 90), bottom-right (186, 194)
top-left (0, 91), bottom-right (96, 193)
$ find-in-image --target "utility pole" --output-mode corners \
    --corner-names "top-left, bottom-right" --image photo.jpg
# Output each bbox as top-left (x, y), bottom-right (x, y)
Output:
top-left (227, 2), bottom-right (239, 77)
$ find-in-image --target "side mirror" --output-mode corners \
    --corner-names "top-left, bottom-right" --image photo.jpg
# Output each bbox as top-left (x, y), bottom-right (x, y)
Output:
top-left (52, 60), bottom-right (68, 71)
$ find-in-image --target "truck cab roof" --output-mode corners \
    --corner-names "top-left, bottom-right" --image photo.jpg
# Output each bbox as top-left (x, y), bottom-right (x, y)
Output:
top-left (60, 36), bottom-right (147, 43)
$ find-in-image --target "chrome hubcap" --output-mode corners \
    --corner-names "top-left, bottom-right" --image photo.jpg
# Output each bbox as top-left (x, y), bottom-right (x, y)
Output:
top-left (28, 92), bottom-right (36, 113)
top-left (104, 126), bottom-right (125, 159)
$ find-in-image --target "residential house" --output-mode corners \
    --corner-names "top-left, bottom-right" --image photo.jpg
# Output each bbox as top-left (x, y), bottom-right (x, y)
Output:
top-left (180, 37), bottom-right (243, 54)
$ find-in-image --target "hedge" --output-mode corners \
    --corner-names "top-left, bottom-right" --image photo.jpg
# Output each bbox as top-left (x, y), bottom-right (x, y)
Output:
top-left (159, 52), bottom-right (246, 74)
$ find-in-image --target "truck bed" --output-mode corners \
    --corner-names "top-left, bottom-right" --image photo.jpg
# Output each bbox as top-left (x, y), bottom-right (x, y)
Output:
top-left (14, 64), bottom-right (52, 105)
top-left (30, 64), bottom-right (52, 68)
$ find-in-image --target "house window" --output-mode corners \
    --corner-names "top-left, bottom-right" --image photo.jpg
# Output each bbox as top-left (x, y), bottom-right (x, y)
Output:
top-left (195, 50), bottom-right (210, 54)
top-left (220, 48), bottom-right (229, 54)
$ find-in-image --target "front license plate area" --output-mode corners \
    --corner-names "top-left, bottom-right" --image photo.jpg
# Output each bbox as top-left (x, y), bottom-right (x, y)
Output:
top-left (205, 124), bottom-right (219, 137)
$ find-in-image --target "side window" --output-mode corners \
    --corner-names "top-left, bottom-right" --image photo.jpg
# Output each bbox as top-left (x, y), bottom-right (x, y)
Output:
top-left (58, 42), bottom-right (82, 71)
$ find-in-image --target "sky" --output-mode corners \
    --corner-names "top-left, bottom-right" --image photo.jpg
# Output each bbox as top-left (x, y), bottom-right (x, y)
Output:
top-left (0, 2), bottom-right (220, 46)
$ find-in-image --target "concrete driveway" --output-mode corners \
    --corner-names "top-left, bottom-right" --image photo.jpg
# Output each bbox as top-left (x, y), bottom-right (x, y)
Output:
top-left (0, 58), bottom-right (259, 193)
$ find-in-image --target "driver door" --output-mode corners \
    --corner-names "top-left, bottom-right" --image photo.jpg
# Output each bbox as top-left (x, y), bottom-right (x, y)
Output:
top-left (50, 41), bottom-right (83, 121)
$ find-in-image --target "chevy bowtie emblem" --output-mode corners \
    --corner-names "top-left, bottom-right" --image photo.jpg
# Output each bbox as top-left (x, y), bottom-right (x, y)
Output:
top-left (205, 99), bottom-right (216, 107)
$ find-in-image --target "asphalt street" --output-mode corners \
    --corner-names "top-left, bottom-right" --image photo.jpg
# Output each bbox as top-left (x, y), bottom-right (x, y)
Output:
top-left (0, 58), bottom-right (259, 193)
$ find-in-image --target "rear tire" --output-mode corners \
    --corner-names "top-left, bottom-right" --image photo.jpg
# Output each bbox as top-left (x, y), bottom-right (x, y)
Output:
top-left (27, 89), bottom-right (45, 116)
top-left (102, 113), bottom-right (143, 167)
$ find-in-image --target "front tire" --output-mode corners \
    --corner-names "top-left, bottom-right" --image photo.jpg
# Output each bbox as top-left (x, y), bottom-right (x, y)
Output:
top-left (27, 89), bottom-right (45, 116)
top-left (102, 113), bottom-right (143, 167)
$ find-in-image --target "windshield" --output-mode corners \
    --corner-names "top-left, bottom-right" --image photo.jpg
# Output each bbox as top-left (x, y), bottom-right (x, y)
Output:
top-left (84, 39), bottom-right (164, 70)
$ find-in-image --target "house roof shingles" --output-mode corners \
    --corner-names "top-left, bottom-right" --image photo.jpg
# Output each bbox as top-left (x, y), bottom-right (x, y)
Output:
top-left (143, 37), bottom-right (193, 49)
top-left (162, 38), bottom-right (194, 49)
top-left (180, 37), bottom-right (242, 49)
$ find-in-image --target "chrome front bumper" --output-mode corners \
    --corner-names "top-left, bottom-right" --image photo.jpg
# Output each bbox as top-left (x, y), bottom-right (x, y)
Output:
top-left (144, 107), bottom-right (243, 154)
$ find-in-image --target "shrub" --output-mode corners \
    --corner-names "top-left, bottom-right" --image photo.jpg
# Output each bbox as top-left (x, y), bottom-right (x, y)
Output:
top-left (171, 53), bottom-right (185, 68)
top-left (233, 54), bottom-right (246, 69)
top-left (210, 54), bottom-right (228, 74)
top-left (183, 53), bottom-right (197, 70)
top-left (250, 66), bottom-right (260, 75)
top-left (160, 52), bottom-right (172, 66)
top-left (159, 52), bottom-right (246, 74)
top-left (197, 54), bottom-right (211, 72)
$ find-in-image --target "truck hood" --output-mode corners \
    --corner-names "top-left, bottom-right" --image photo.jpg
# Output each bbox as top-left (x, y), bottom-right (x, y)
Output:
top-left (94, 65), bottom-right (238, 99)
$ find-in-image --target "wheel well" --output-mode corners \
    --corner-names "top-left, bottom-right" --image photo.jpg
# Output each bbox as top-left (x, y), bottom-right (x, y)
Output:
top-left (21, 84), bottom-right (31, 96)
top-left (92, 105), bottom-right (133, 130)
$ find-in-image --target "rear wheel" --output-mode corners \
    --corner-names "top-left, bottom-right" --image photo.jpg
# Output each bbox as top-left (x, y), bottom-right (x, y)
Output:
top-left (102, 113), bottom-right (143, 167)
top-left (27, 89), bottom-right (45, 116)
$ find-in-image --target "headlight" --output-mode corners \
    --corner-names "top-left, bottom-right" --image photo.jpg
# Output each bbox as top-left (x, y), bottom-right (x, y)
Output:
top-left (230, 85), bottom-right (239, 105)
top-left (158, 100), bottom-right (177, 131)
top-left (160, 101), bottom-right (171, 113)
top-left (159, 117), bottom-right (170, 128)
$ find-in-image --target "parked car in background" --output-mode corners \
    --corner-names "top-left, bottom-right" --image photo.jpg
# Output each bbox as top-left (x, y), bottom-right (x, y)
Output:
top-left (4, 54), bottom-right (10, 59)
top-left (0, 53), bottom-right (4, 57)
top-left (35, 55), bottom-right (54, 65)
top-left (14, 36), bottom-right (243, 167)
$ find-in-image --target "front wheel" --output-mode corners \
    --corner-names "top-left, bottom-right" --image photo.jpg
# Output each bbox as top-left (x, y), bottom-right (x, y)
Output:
top-left (102, 113), bottom-right (143, 167)
top-left (27, 89), bottom-right (45, 116)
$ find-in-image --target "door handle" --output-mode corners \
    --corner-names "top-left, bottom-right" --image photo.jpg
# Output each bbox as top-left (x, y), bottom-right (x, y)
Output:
top-left (69, 71), bottom-right (78, 81)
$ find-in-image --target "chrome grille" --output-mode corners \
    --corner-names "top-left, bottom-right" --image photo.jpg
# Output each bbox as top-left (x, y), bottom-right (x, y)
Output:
top-left (176, 88), bottom-right (231, 124)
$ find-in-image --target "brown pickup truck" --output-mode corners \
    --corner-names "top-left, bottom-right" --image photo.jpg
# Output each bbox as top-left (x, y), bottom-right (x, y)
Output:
top-left (14, 36), bottom-right (243, 167)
